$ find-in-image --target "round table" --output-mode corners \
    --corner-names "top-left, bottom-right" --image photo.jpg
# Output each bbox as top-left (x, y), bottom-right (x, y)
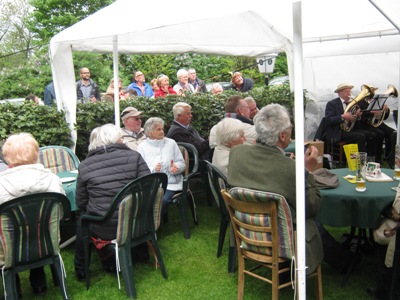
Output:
top-left (317, 168), bottom-right (397, 229)
top-left (57, 171), bottom-right (78, 212)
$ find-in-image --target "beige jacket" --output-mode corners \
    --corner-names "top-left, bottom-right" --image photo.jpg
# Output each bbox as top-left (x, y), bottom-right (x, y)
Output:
top-left (373, 183), bottom-right (400, 267)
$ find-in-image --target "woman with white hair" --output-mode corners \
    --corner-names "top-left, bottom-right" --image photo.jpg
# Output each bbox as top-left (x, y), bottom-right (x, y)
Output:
top-left (137, 117), bottom-right (185, 217)
top-left (212, 118), bottom-right (246, 176)
top-left (173, 69), bottom-right (195, 96)
top-left (74, 124), bottom-right (150, 280)
top-left (0, 133), bottom-right (65, 297)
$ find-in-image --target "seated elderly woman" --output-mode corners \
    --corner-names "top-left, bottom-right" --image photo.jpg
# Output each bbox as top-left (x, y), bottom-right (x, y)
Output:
top-left (173, 69), bottom-right (195, 96)
top-left (212, 118), bottom-right (246, 176)
top-left (74, 124), bottom-right (150, 280)
top-left (0, 133), bottom-right (65, 297)
top-left (137, 117), bottom-right (185, 217)
top-left (154, 75), bottom-right (177, 98)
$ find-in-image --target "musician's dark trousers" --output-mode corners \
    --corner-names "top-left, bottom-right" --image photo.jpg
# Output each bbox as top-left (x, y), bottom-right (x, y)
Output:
top-left (356, 128), bottom-right (384, 163)
top-left (377, 123), bottom-right (396, 162)
top-left (340, 130), bottom-right (367, 152)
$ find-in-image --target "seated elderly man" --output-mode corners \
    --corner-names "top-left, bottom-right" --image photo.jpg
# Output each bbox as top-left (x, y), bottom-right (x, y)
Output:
top-left (212, 118), bottom-right (246, 177)
top-left (120, 106), bottom-right (146, 150)
top-left (228, 103), bottom-right (354, 275)
top-left (209, 95), bottom-right (256, 149)
top-left (74, 124), bottom-right (150, 281)
top-left (166, 102), bottom-right (210, 160)
top-left (0, 133), bottom-right (65, 297)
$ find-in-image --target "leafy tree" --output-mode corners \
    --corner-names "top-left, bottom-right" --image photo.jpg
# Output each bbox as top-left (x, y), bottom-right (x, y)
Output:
top-left (27, 0), bottom-right (114, 49)
top-left (0, 0), bottom-right (34, 68)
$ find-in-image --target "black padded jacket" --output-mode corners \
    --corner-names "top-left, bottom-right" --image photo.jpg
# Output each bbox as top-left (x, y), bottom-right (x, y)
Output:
top-left (75, 143), bottom-right (150, 239)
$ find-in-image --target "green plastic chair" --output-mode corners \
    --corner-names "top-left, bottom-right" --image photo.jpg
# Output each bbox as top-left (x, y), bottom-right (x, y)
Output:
top-left (0, 192), bottom-right (71, 300)
top-left (171, 142), bottom-right (199, 239)
top-left (39, 145), bottom-right (80, 173)
top-left (204, 160), bottom-right (236, 273)
top-left (81, 173), bottom-right (168, 299)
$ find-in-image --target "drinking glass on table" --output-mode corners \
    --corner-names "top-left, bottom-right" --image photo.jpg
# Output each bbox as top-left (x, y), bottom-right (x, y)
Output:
top-left (355, 152), bottom-right (367, 192)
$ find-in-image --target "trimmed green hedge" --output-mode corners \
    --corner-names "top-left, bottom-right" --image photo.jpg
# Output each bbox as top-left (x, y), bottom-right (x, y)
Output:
top-left (0, 85), bottom-right (295, 160)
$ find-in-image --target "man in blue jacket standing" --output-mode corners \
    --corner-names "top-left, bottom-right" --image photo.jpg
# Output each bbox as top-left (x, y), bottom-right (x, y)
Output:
top-left (127, 71), bottom-right (154, 97)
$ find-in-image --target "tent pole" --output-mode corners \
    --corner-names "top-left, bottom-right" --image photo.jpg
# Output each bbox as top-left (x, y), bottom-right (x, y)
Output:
top-left (368, 0), bottom-right (400, 146)
top-left (368, 0), bottom-right (400, 32)
top-left (113, 36), bottom-right (120, 128)
top-left (293, 2), bottom-right (306, 300)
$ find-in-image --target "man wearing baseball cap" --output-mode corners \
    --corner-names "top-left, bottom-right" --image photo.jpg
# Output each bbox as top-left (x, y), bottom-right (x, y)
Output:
top-left (324, 83), bottom-right (367, 152)
top-left (120, 107), bottom-right (146, 150)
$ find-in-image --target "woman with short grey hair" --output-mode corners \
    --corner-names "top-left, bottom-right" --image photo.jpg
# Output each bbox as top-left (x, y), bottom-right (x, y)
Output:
top-left (143, 117), bottom-right (164, 137)
top-left (137, 117), bottom-right (185, 219)
top-left (88, 124), bottom-right (122, 151)
top-left (173, 69), bottom-right (195, 95)
top-left (212, 118), bottom-right (246, 176)
top-left (75, 123), bottom-right (150, 279)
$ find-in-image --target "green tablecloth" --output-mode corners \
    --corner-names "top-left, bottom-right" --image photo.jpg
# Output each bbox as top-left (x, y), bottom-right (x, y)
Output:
top-left (284, 140), bottom-right (295, 153)
top-left (317, 168), bottom-right (397, 229)
top-left (57, 171), bottom-right (78, 211)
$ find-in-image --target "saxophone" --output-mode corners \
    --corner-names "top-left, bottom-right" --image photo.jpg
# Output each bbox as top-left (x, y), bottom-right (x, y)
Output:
top-left (370, 84), bottom-right (399, 127)
top-left (340, 84), bottom-right (377, 132)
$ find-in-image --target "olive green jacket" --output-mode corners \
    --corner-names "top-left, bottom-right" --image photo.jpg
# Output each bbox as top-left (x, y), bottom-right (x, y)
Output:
top-left (227, 143), bottom-right (323, 274)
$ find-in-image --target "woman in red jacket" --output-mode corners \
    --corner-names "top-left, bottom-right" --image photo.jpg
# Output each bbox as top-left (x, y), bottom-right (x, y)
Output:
top-left (154, 75), bottom-right (177, 98)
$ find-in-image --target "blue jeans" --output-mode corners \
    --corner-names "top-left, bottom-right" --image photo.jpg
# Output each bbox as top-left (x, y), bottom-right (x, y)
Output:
top-left (162, 189), bottom-right (177, 213)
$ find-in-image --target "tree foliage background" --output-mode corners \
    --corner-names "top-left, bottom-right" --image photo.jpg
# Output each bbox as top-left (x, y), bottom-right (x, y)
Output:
top-left (0, 0), bottom-right (288, 100)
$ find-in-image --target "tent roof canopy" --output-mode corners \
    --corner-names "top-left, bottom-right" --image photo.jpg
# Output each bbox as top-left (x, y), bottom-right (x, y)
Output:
top-left (51, 0), bottom-right (400, 58)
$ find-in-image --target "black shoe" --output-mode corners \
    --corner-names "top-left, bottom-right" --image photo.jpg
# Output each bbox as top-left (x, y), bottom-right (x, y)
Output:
top-left (75, 272), bottom-right (86, 282)
top-left (32, 286), bottom-right (47, 296)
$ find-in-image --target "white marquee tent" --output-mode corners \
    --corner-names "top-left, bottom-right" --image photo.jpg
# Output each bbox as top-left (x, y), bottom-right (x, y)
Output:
top-left (49, 0), bottom-right (400, 297)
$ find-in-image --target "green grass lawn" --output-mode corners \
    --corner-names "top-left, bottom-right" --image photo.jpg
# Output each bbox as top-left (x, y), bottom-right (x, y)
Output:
top-left (2, 191), bottom-right (380, 300)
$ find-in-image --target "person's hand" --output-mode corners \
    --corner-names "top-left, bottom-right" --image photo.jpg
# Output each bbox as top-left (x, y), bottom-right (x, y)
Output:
top-left (170, 160), bottom-right (178, 174)
top-left (155, 162), bottom-right (162, 172)
top-left (343, 112), bottom-right (357, 122)
top-left (305, 145), bottom-right (318, 172)
top-left (285, 152), bottom-right (295, 159)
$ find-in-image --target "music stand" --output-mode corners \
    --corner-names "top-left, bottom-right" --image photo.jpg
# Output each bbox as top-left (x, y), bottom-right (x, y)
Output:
top-left (364, 94), bottom-right (388, 112)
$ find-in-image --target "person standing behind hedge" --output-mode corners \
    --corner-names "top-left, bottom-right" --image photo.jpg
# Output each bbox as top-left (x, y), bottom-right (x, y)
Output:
top-left (76, 67), bottom-right (100, 103)
top-left (230, 71), bottom-right (254, 92)
top-left (127, 70), bottom-right (154, 97)
top-left (154, 75), bottom-right (177, 98)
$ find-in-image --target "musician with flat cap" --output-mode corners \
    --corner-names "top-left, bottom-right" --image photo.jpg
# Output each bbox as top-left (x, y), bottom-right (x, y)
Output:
top-left (324, 83), bottom-right (367, 152)
top-left (120, 106), bottom-right (146, 150)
